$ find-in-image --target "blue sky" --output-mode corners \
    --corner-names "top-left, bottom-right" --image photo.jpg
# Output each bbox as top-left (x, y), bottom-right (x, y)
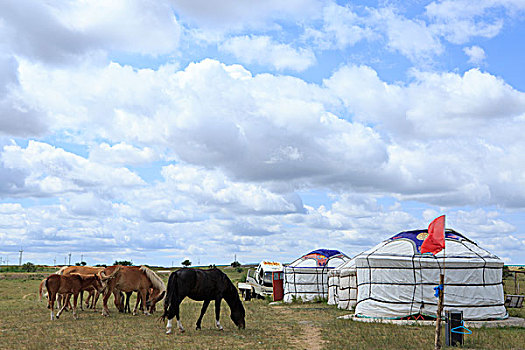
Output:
top-left (0, 0), bottom-right (524, 267)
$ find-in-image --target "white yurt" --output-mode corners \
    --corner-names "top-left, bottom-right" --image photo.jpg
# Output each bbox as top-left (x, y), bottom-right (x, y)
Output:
top-left (349, 229), bottom-right (507, 320)
top-left (284, 249), bottom-right (349, 303)
top-left (328, 258), bottom-right (358, 309)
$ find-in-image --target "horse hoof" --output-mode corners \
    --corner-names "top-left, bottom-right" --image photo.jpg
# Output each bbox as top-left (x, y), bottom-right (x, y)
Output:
top-left (166, 329), bottom-right (172, 335)
top-left (196, 326), bottom-right (201, 330)
top-left (180, 329), bottom-right (185, 333)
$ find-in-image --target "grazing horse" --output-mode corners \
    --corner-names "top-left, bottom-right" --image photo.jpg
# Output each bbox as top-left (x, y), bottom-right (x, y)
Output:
top-left (99, 265), bottom-right (166, 316)
top-left (60, 266), bottom-right (105, 310)
top-left (161, 268), bottom-right (246, 334)
top-left (45, 273), bottom-right (105, 320)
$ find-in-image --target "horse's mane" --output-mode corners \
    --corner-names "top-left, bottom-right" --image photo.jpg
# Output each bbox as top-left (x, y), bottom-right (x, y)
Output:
top-left (140, 265), bottom-right (166, 291)
top-left (220, 271), bottom-right (243, 307)
top-left (55, 266), bottom-right (68, 275)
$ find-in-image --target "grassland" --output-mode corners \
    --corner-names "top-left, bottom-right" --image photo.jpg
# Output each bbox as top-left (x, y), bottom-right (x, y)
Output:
top-left (0, 267), bottom-right (524, 350)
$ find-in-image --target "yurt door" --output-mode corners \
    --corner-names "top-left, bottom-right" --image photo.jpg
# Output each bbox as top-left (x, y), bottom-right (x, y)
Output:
top-left (272, 272), bottom-right (284, 301)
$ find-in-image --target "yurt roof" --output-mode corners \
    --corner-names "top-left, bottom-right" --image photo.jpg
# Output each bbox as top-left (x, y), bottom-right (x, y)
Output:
top-left (337, 228), bottom-right (501, 270)
top-left (288, 248), bottom-right (349, 267)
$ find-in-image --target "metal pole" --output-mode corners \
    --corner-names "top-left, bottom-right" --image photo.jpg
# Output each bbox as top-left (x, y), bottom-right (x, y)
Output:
top-left (435, 273), bottom-right (444, 350)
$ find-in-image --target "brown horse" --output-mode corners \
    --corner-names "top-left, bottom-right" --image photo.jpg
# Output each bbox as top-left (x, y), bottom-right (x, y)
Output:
top-left (99, 265), bottom-right (165, 316)
top-left (45, 273), bottom-right (105, 320)
top-left (59, 266), bottom-right (105, 310)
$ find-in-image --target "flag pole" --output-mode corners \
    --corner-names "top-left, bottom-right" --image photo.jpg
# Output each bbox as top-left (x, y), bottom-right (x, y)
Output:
top-left (434, 223), bottom-right (446, 350)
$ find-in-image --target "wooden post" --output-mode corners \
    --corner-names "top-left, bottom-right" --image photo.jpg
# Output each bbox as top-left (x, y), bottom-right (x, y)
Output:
top-left (515, 272), bottom-right (518, 294)
top-left (434, 273), bottom-right (445, 350)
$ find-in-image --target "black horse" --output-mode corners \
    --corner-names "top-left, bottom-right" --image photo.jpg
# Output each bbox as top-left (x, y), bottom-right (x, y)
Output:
top-left (161, 268), bottom-right (246, 333)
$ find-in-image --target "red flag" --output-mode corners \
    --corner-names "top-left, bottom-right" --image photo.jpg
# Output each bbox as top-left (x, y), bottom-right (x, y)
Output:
top-left (421, 215), bottom-right (445, 255)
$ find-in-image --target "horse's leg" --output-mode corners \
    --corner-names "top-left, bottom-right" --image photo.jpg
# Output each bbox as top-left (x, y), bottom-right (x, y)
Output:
top-left (57, 293), bottom-right (62, 310)
top-left (132, 291), bottom-right (139, 315)
top-left (57, 294), bottom-right (71, 319)
top-left (101, 289), bottom-right (111, 316)
top-left (196, 300), bottom-right (210, 330)
top-left (141, 289), bottom-right (150, 315)
top-left (73, 293), bottom-right (79, 319)
top-left (85, 291), bottom-right (91, 308)
top-left (86, 290), bottom-right (94, 308)
top-left (132, 292), bottom-right (140, 314)
top-left (134, 289), bottom-right (148, 315)
top-left (166, 299), bottom-right (184, 334)
top-left (214, 298), bottom-right (223, 331)
top-left (124, 292), bottom-right (130, 314)
top-left (79, 290), bottom-right (84, 311)
top-left (49, 292), bottom-right (56, 320)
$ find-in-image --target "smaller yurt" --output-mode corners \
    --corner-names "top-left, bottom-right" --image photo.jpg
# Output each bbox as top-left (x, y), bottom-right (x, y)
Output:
top-left (327, 268), bottom-right (340, 305)
top-left (284, 249), bottom-right (349, 303)
top-left (328, 258), bottom-right (358, 309)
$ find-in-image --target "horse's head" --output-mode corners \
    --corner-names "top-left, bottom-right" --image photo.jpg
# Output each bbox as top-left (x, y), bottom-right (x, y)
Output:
top-left (92, 273), bottom-right (105, 293)
top-left (230, 309), bottom-right (245, 329)
top-left (230, 296), bottom-right (246, 329)
top-left (146, 289), bottom-right (165, 313)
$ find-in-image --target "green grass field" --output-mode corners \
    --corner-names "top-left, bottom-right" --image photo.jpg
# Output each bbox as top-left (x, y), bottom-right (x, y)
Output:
top-left (0, 267), bottom-right (524, 349)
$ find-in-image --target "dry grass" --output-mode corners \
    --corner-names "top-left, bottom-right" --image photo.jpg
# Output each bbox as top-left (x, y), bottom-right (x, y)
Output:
top-left (1, 268), bottom-right (524, 349)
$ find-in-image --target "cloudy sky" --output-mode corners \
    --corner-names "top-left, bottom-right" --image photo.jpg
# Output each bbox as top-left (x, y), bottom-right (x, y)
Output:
top-left (1, 0), bottom-right (524, 267)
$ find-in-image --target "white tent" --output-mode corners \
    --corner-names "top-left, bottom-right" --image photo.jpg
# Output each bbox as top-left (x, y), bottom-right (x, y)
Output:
top-left (284, 249), bottom-right (349, 303)
top-left (346, 229), bottom-right (507, 320)
top-left (328, 258), bottom-right (357, 309)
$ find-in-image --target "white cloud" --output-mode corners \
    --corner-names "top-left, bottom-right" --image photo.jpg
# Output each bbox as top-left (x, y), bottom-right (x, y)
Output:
top-left (0, 0), bottom-right (181, 64)
top-left (89, 142), bottom-right (158, 166)
top-left (303, 3), bottom-right (377, 50)
top-left (1, 141), bottom-right (144, 197)
top-left (325, 64), bottom-right (525, 207)
top-left (463, 45), bottom-right (486, 65)
top-left (370, 7), bottom-right (444, 62)
top-left (17, 59), bottom-right (387, 187)
top-left (326, 65), bottom-right (525, 139)
top-left (424, 0), bottom-right (525, 44)
top-left (160, 164), bottom-right (303, 215)
top-left (0, 55), bottom-right (47, 137)
top-left (171, 0), bottom-right (323, 32)
top-left (220, 36), bottom-right (316, 72)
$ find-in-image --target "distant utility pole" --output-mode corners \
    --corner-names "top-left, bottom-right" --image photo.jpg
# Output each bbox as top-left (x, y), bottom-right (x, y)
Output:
top-left (64, 256), bottom-right (67, 265)
top-left (19, 248), bottom-right (23, 266)
top-left (54, 257), bottom-right (56, 266)
top-left (81, 254), bottom-right (83, 263)
top-left (68, 253), bottom-right (72, 266)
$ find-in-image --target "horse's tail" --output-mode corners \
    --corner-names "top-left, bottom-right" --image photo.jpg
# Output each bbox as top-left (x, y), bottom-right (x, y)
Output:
top-left (161, 272), bottom-right (177, 321)
top-left (39, 279), bottom-right (46, 301)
